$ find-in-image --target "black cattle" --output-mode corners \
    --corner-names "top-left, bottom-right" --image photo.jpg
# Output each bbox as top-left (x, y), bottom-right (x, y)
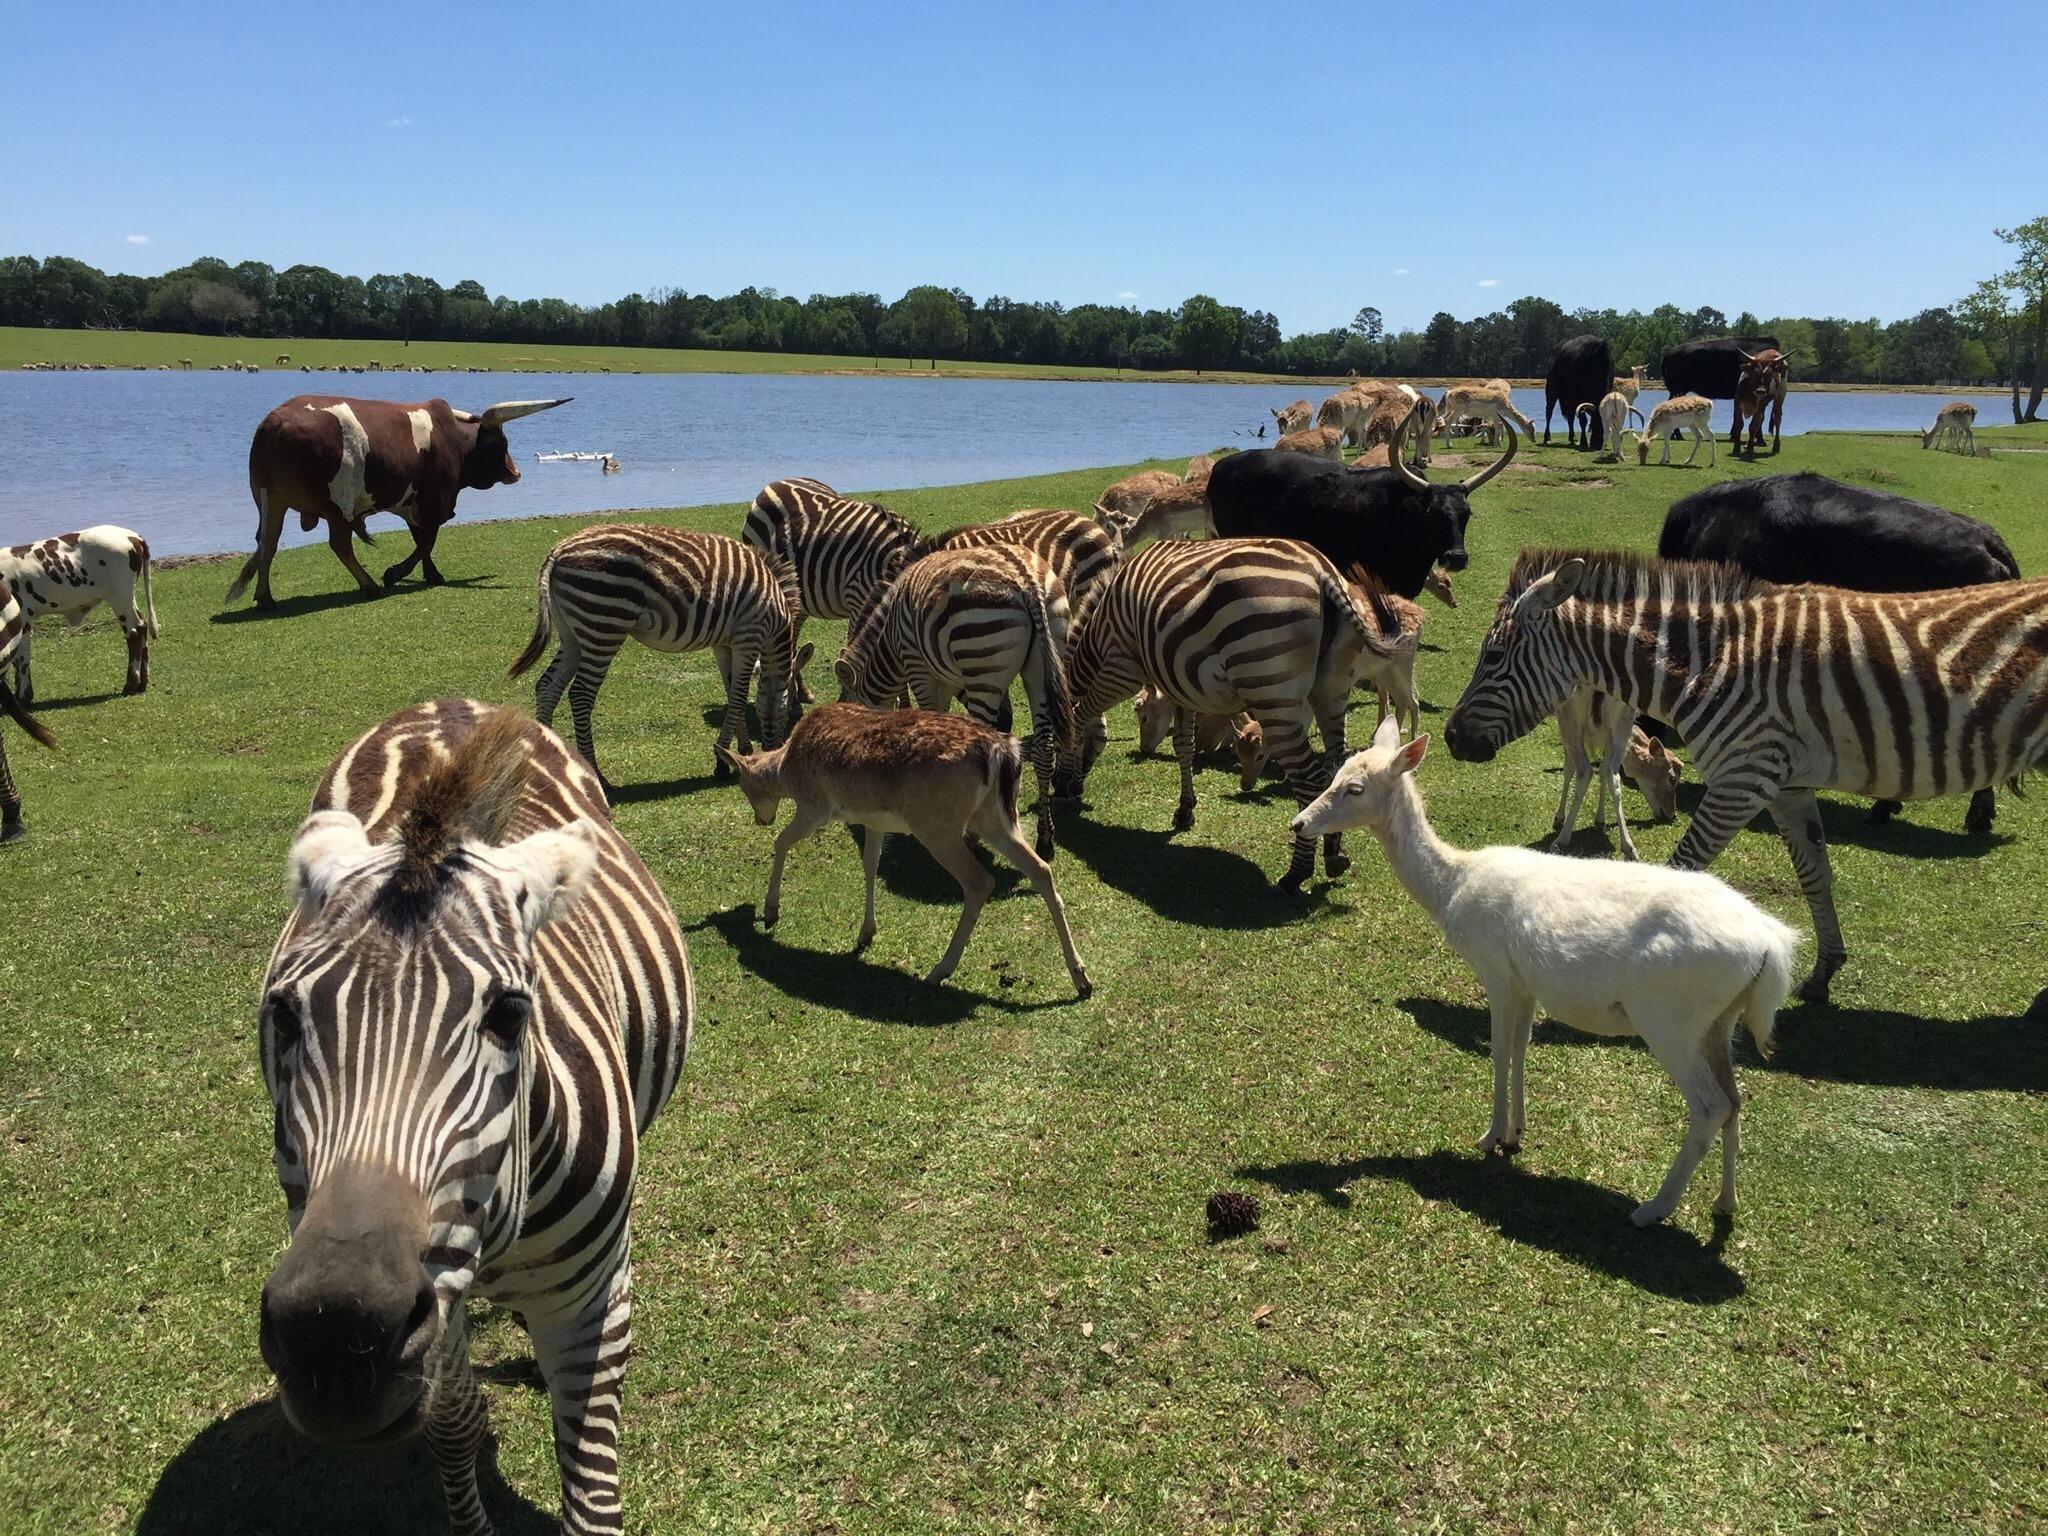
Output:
top-left (1659, 336), bottom-right (1779, 434)
top-left (1205, 408), bottom-right (1515, 599)
top-left (1544, 334), bottom-right (1613, 450)
top-left (1659, 471), bottom-right (2021, 831)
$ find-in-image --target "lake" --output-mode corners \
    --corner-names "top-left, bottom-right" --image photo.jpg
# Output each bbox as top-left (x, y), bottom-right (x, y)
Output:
top-left (0, 371), bottom-right (2013, 557)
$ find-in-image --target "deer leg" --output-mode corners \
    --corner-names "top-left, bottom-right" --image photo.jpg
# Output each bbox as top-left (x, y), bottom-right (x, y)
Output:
top-left (762, 799), bottom-right (833, 929)
top-left (856, 819), bottom-right (884, 950)
top-left (912, 827), bottom-right (996, 986)
top-left (972, 800), bottom-right (1092, 998)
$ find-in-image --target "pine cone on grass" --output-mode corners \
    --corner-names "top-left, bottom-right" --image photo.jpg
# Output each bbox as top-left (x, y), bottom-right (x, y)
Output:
top-left (1206, 1189), bottom-right (1261, 1238)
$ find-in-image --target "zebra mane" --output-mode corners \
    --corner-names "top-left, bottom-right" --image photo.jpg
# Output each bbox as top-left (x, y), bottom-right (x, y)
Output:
top-left (394, 709), bottom-right (533, 896)
top-left (1504, 547), bottom-right (1776, 607)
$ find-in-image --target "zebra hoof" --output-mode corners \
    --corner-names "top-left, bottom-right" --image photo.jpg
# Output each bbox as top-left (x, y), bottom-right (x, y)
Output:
top-left (1867, 800), bottom-right (1900, 825)
top-left (1323, 850), bottom-right (1350, 878)
top-left (713, 756), bottom-right (734, 781)
top-left (0, 820), bottom-right (24, 844)
top-left (1171, 803), bottom-right (1195, 833)
top-left (1035, 831), bottom-right (1055, 862)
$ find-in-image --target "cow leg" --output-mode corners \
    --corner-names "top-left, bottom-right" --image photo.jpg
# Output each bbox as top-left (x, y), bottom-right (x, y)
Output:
top-left (325, 520), bottom-right (380, 595)
top-left (122, 620), bottom-right (147, 695)
top-left (382, 520), bottom-right (443, 587)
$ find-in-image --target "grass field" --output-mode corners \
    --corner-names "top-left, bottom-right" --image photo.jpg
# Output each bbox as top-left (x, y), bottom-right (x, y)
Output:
top-left (2, 432), bottom-right (2045, 1534)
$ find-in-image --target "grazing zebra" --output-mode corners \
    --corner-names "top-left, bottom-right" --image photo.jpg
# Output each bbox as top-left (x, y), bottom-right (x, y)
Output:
top-left (508, 525), bottom-right (809, 788)
top-left (743, 477), bottom-right (930, 628)
top-left (935, 507), bottom-right (1123, 780)
top-left (0, 575), bottom-right (58, 842)
top-left (255, 699), bottom-right (693, 1534)
top-left (1443, 550), bottom-right (2048, 1002)
top-left (1066, 538), bottom-right (1400, 892)
top-left (833, 543), bottom-right (1074, 859)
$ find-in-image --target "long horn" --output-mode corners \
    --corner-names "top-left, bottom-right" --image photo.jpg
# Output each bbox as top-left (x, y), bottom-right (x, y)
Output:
top-left (1389, 403), bottom-right (1429, 490)
top-left (477, 397), bottom-right (573, 429)
top-left (1460, 418), bottom-right (1516, 493)
top-left (1628, 407), bottom-right (1646, 428)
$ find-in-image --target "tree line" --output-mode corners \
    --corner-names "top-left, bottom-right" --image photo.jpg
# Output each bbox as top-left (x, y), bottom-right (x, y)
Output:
top-left (3, 218), bottom-right (2041, 416)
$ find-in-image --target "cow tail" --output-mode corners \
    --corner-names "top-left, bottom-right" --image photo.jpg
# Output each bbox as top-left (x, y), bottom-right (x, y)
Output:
top-left (225, 487), bottom-right (269, 600)
top-left (0, 680), bottom-right (57, 750)
top-left (507, 550), bottom-right (558, 679)
top-left (352, 517), bottom-right (376, 547)
top-left (134, 536), bottom-right (159, 638)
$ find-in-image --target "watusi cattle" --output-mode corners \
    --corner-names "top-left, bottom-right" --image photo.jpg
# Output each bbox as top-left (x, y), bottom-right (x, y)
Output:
top-left (1544, 334), bottom-right (1615, 449)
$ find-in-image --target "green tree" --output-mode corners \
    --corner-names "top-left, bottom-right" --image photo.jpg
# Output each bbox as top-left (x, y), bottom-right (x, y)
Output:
top-left (1351, 306), bottom-right (1383, 343)
top-left (1992, 217), bottom-right (2048, 420)
top-left (892, 285), bottom-right (966, 368)
top-left (1172, 294), bottom-right (1236, 373)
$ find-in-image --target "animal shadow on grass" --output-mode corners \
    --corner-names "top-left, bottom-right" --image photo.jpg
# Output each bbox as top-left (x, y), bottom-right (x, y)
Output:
top-left (1057, 812), bottom-right (1311, 930)
top-left (691, 902), bottom-right (1073, 1025)
top-left (137, 1396), bottom-right (552, 1536)
top-left (1401, 994), bottom-right (2045, 1093)
top-left (209, 573), bottom-right (503, 625)
top-left (1668, 781), bottom-right (2009, 859)
top-left (17, 688), bottom-right (125, 714)
top-left (608, 769), bottom-right (725, 806)
top-left (1235, 1150), bottom-right (1743, 1304)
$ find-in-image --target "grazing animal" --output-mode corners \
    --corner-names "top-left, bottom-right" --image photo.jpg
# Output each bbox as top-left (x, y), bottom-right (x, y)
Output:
top-left (1922, 401), bottom-right (1979, 454)
top-left (719, 704), bottom-right (1091, 996)
top-left (1423, 566), bottom-right (1457, 607)
top-left (1636, 395), bottom-right (1717, 466)
top-left (1094, 469), bottom-right (1183, 523)
top-left (1270, 400), bottom-right (1314, 437)
top-left (275, 353), bottom-right (290, 365)
top-left (235, 394), bottom-right (570, 607)
top-left (255, 700), bottom-right (694, 1533)
top-left (0, 575), bottom-right (58, 842)
top-left (834, 543), bottom-right (1073, 860)
top-left (1733, 348), bottom-right (1791, 453)
top-left (1659, 471), bottom-right (2022, 831)
top-left (1184, 453), bottom-right (1216, 485)
top-left (0, 525), bottom-right (159, 701)
top-left (507, 525), bottom-right (809, 788)
top-left (1132, 685), bottom-right (1264, 782)
top-left (1294, 717), bottom-right (1799, 1226)
top-left (1659, 336), bottom-right (1781, 434)
top-left (1576, 392), bottom-right (1645, 461)
top-left (1551, 687), bottom-right (1683, 859)
top-left (1544, 334), bottom-right (1615, 449)
top-left (1353, 581), bottom-right (1426, 736)
top-left (1435, 380), bottom-right (1536, 446)
top-left (1107, 476), bottom-right (1215, 546)
top-left (1444, 550), bottom-right (2048, 1001)
top-left (1275, 425), bottom-right (1346, 461)
top-left (1206, 405), bottom-right (1514, 599)
top-left (1067, 537), bottom-right (1400, 891)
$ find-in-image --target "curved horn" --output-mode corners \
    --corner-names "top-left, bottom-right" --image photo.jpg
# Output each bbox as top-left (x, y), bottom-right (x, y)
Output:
top-left (1628, 407), bottom-right (1646, 428)
top-left (1460, 417), bottom-right (1516, 493)
top-left (478, 397), bottom-right (573, 429)
top-left (1389, 403), bottom-right (1429, 490)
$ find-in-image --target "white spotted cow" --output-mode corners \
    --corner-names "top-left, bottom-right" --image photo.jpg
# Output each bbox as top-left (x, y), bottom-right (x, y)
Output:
top-left (0, 526), bottom-right (159, 703)
top-left (231, 394), bottom-right (572, 608)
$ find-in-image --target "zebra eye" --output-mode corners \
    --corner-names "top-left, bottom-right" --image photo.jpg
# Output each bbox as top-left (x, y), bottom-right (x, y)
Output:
top-left (266, 993), bottom-right (303, 1052)
top-left (480, 993), bottom-right (532, 1050)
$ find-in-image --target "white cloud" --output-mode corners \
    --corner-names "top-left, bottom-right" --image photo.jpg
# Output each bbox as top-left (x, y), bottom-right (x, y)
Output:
top-left (386, 115), bottom-right (414, 128)
top-left (1116, 290), bottom-right (1139, 301)
top-left (124, 234), bottom-right (150, 245)
top-left (1477, 277), bottom-right (1500, 288)
top-left (1391, 267), bottom-right (1409, 276)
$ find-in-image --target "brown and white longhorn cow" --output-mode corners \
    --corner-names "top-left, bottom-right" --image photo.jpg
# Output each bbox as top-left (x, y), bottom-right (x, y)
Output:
top-left (231, 395), bottom-right (571, 607)
top-left (1732, 349), bottom-right (1791, 454)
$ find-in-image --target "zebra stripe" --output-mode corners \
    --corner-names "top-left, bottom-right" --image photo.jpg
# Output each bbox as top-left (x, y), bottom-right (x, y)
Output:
top-left (743, 478), bottom-right (929, 627)
top-left (835, 542), bottom-right (1075, 859)
top-left (0, 575), bottom-right (55, 842)
top-left (259, 699), bottom-right (693, 1533)
top-left (509, 524), bottom-right (803, 786)
top-left (1068, 537), bottom-right (1397, 891)
top-left (1445, 549), bottom-right (2048, 1000)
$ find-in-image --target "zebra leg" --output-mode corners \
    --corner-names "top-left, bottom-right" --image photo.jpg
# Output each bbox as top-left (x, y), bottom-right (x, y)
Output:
top-left (1171, 709), bottom-right (1197, 832)
top-left (1965, 786), bottom-right (1997, 834)
top-left (1767, 788), bottom-right (1847, 1003)
top-left (1264, 713), bottom-right (1325, 894)
top-left (1867, 797), bottom-right (1901, 825)
top-left (0, 730), bottom-right (22, 842)
top-left (531, 1259), bottom-right (635, 1535)
top-left (713, 645), bottom-right (752, 770)
top-left (1312, 697), bottom-right (1350, 876)
top-left (565, 646), bottom-right (621, 790)
top-left (423, 1311), bottom-right (495, 1536)
top-left (1017, 667), bottom-right (1060, 861)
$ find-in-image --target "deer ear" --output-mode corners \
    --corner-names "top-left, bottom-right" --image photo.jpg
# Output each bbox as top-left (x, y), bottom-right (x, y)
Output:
top-left (713, 744), bottom-right (744, 775)
top-left (1397, 735), bottom-right (1429, 774)
top-left (1371, 715), bottom-right (1402, 751)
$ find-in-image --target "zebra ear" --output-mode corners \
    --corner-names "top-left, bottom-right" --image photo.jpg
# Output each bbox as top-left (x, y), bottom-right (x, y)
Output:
top-left (289, 810), bottom-right (373, 918)
top-left (498, 819), bottom-right (600, 938)
top-left (1531, 559), bottom-right (1586, 610)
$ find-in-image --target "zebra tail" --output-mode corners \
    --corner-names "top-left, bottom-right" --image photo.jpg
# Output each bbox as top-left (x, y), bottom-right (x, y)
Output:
top-left (1025, 577), bottom-right (1075, 755)
top-left (507, 552), bottom-right (558, 678)
top-left (0, 680), bottom-right (56, 750)
top-left (992, 736), bottom-right (1023, 827)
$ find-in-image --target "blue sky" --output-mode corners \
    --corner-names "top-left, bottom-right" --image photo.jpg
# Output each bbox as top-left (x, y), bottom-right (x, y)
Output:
top-left (5, 0), bottom-right (2039, 334)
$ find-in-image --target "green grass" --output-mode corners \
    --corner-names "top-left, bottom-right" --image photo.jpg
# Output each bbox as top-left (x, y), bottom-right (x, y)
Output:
top-left (2, 434), bottom-right (2045, 1535)
top-left (0, 325), bottom-right (1309, 384)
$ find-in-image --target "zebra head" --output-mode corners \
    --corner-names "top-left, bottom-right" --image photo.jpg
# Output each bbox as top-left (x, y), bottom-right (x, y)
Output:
top-left (1443, 557), bottom-right (1587, 764)
top-left (257, 714), bottom-right (599, 1447)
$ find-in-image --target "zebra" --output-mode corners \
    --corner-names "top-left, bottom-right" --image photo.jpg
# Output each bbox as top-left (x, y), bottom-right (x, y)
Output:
top-left (508, 524), bottom-right (809, 790)
top-left (933, 506), bottom-right (1123, 783)
top-left (256, 699), bottom-right (694, 1535)
top-left (743, 477), bottom-right (931, 628)
top-left (0, 574), bottom-right (58, 842)
top-left (833, 542), bottom-right (1074, 860)
top-left (1443, 549), bottom-right (2048, 1003)
top-left (1066, 537), bottom-right (1401, 893)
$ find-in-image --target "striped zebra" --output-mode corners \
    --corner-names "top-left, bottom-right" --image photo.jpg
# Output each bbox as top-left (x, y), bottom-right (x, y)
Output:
top-left (934, 507), bottom-right (1123, 781)
top-left (508, 525), bottom-right (809, 788)
top-left (1067, 538), bottom-right (1400, 892)
top-left (1444, 550), bottom-right (2048, 1002)
top-left (833, 543), bottom-right (1074, 859)
top-left (0, 574), bottom-right (58, 842)
top-left (743, 477), bottom-right (930, 628)
top-left (256, 699), bottom-right (693, 1535)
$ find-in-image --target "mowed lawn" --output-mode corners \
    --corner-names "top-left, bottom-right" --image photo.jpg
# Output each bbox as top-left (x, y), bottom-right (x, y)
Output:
top-left (1, 431), bottom-right (2045, 1535)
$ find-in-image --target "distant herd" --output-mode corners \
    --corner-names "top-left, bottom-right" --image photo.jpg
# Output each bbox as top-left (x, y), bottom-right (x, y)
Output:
top-left (1, 339), bottom-right (2037, 1534)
